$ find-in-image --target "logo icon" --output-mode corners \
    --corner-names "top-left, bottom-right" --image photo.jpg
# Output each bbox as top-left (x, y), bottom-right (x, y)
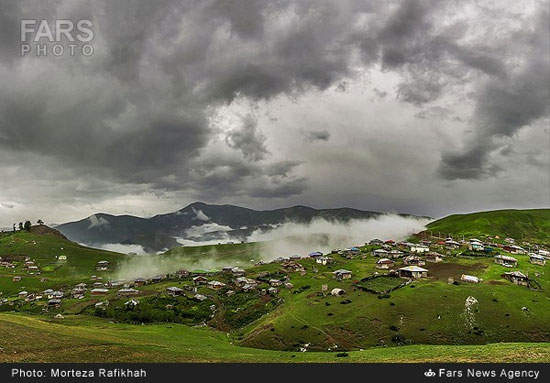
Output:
top-left (424, 369), bottom-right (436, 377)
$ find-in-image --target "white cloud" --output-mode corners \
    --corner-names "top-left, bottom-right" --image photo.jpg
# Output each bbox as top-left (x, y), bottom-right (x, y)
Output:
top-left (87, 215), bottom-right (111, 229)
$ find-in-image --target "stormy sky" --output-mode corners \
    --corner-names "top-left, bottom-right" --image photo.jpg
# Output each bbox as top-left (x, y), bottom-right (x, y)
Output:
top-left (0, 0), bottom-right (548, 227)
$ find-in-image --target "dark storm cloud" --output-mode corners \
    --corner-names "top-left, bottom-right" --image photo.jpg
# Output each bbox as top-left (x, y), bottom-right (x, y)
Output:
top-left (187, 155), bottom-right (306, 199)
top-left (439, 9), bottom-right (550, 180)
top-left (0, 0), bottom-right (548, 223)
top-left (0, 0), bottom-right (22, 60)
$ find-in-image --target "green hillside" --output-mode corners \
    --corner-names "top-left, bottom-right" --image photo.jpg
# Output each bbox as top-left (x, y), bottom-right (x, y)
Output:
top-left (426, 209), bottom-right (550, 244)
top-left (1, 313), bottom-right (549, 363)
top-left (1, 223), bottom-right (550, 362)
top-left (0, 227), bottom-right (124, 295)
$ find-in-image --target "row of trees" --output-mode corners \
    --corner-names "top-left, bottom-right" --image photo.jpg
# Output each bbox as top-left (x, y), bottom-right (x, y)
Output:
top-left (12, 219), bottom-right (44, 232)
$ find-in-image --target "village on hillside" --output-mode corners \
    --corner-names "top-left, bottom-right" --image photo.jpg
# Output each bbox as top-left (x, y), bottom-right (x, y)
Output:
top-left (1, 231), bottom-right (548, 328)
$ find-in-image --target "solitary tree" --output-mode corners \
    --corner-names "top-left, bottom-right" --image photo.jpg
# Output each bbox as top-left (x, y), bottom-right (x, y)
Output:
top-left (37, 219), bottom-right (44, 225)
top-left (18, 222), bottom-right (23, 231)
top-left (24, 221), bottom-right (31, 231)
top-left (12, 223), bottom-right (16, 232)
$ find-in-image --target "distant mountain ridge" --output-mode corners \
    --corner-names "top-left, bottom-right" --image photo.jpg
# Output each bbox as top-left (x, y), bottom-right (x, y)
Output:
top-left (56, 202), bottom-right (418, 252)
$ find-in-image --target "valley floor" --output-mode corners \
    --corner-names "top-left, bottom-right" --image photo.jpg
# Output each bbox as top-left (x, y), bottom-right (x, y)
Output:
top-left (1, 313), bottom-right (549, 363)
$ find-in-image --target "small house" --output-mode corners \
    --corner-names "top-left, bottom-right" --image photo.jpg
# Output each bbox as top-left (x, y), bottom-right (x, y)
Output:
top-left (117, 288), bottom-right (139, 297)
top-left (316, 256), bottom-right (333, 266)
top-left (460, 274), bottom-right (479, 283)
top-left (166, 286), bottom-right (184, 296)
top-left (90, 288), bottom-right (109, 296)
top-left (529, 254), bottom-right (546, 266)
top-left (369, 239), bottom-right (383, 246)
top-left (388, 249), bottom-right (404, 259)
top-left (151, 275), bottom-right (166, 283)
top-left (495, 255), bottom-right (518, 267)
top-left (242, 283), bottom-right (256, 292)
top-left (207, 280), bottom-right (226, 290)
top-left (193, 276), bottom-right (208, 285)
top-left (281, 260), bottom-right (305, 272)
top-left (372, 249), bottom-right (389, 257)
top-left (231, 267), bottom-right (246, 277)
top-left (308, 251), bottom-right (323, 258)
top-left (331, 288), bottom-right (346, 296)
top-left (398, 266), bottom-right (428, 279)
top-left (333, 269), bottom-right (352, 280)
top-left (502, 271), bottom-right (529, 286)
top-left (48, 299), bottom-right (61, 307)
top-left (18, 291), bottom-right (28, 298)
top-left (468, 242), bottom-right (485, 252)
top-left (445, 240), bottom-right (460, 249)
top-left (96, 260), bottom-right (109, 271)
top-left (193, 294), bottom-right (207, 302)
top-left (410, 244), bottom-right (430, 253)
top-left (267, 287), bottom-right (278, 295)
top-left (376, 258), bottom-right (394, 270)
top-left (52, 291), bottom-right (64, 299)
top-left (269, 279), bottom-right (283, 287)
top-left (426, 252), bottom-right (443, 263)
top-left (58, 255), bottom-right (67, 261)
top-left (12, 276), bottom-right (21, 282)
top-left (508, 245), bottom-right (526, 255)
top-left (403, 255), bottom-right (426, 266)
top-left (284, 282), bottom-right (294, 289)
top-left (134, 278), bottom-right (147, 287)
top-left (235, 277), bottom-right (257, 288)
top-left (175, 269), bottom-right (190, 278)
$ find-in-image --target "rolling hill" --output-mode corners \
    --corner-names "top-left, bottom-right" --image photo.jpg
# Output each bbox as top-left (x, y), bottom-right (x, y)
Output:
top-left (56, 202), bottom-right (399, 252)
top-left (426, 209), bottom-right (550, 244)
top-left (1, 220), bottom-right (550, 362)
top-left (0, 226), bottom-right (125, 295)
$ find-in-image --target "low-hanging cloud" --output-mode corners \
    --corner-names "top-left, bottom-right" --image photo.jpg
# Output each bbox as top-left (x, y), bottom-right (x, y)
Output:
top-left (114, 214), bottom-right (429, 280)
top-left (88, 215), bottom-right (111, 229)
top-left (99, 243), bottom-right (146, 255)
top-left (251, 215), bottom-right (430, 260)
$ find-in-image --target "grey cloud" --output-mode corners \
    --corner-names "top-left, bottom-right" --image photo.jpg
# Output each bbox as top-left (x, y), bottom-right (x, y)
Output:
top-left (438, 8), bottom-right (550, 180)
top-left (225, 115), bottom-right (269, 161)
top-left (88, 215), bottom-right (110, 229)
top-left (0, 0), bottom-right (547, 225)
top-left (373, 88), bottom-right (388, 99)
top-left (414, 106), bottom-right (453, 120)
top-left (187, 155), bottom-right (306, 200)
top-left (305, 130), bottom-right (331, 142)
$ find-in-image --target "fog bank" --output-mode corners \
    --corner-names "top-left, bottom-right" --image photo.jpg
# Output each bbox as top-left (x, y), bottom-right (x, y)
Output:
top-left (113, 214), bottom-right (428, 280)
top-left (253, 215), bottom-right (429, 260)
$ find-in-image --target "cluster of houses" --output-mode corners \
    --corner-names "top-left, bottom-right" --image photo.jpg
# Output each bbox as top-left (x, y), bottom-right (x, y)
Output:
top-left (14, 288), bottom-right (65, 307)
top-left (4, 232), bottom-right (549, 311)
top-left (0, 256), bottom-right (40, 274)
top-left (0, 256), bottom-right (16, 269)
